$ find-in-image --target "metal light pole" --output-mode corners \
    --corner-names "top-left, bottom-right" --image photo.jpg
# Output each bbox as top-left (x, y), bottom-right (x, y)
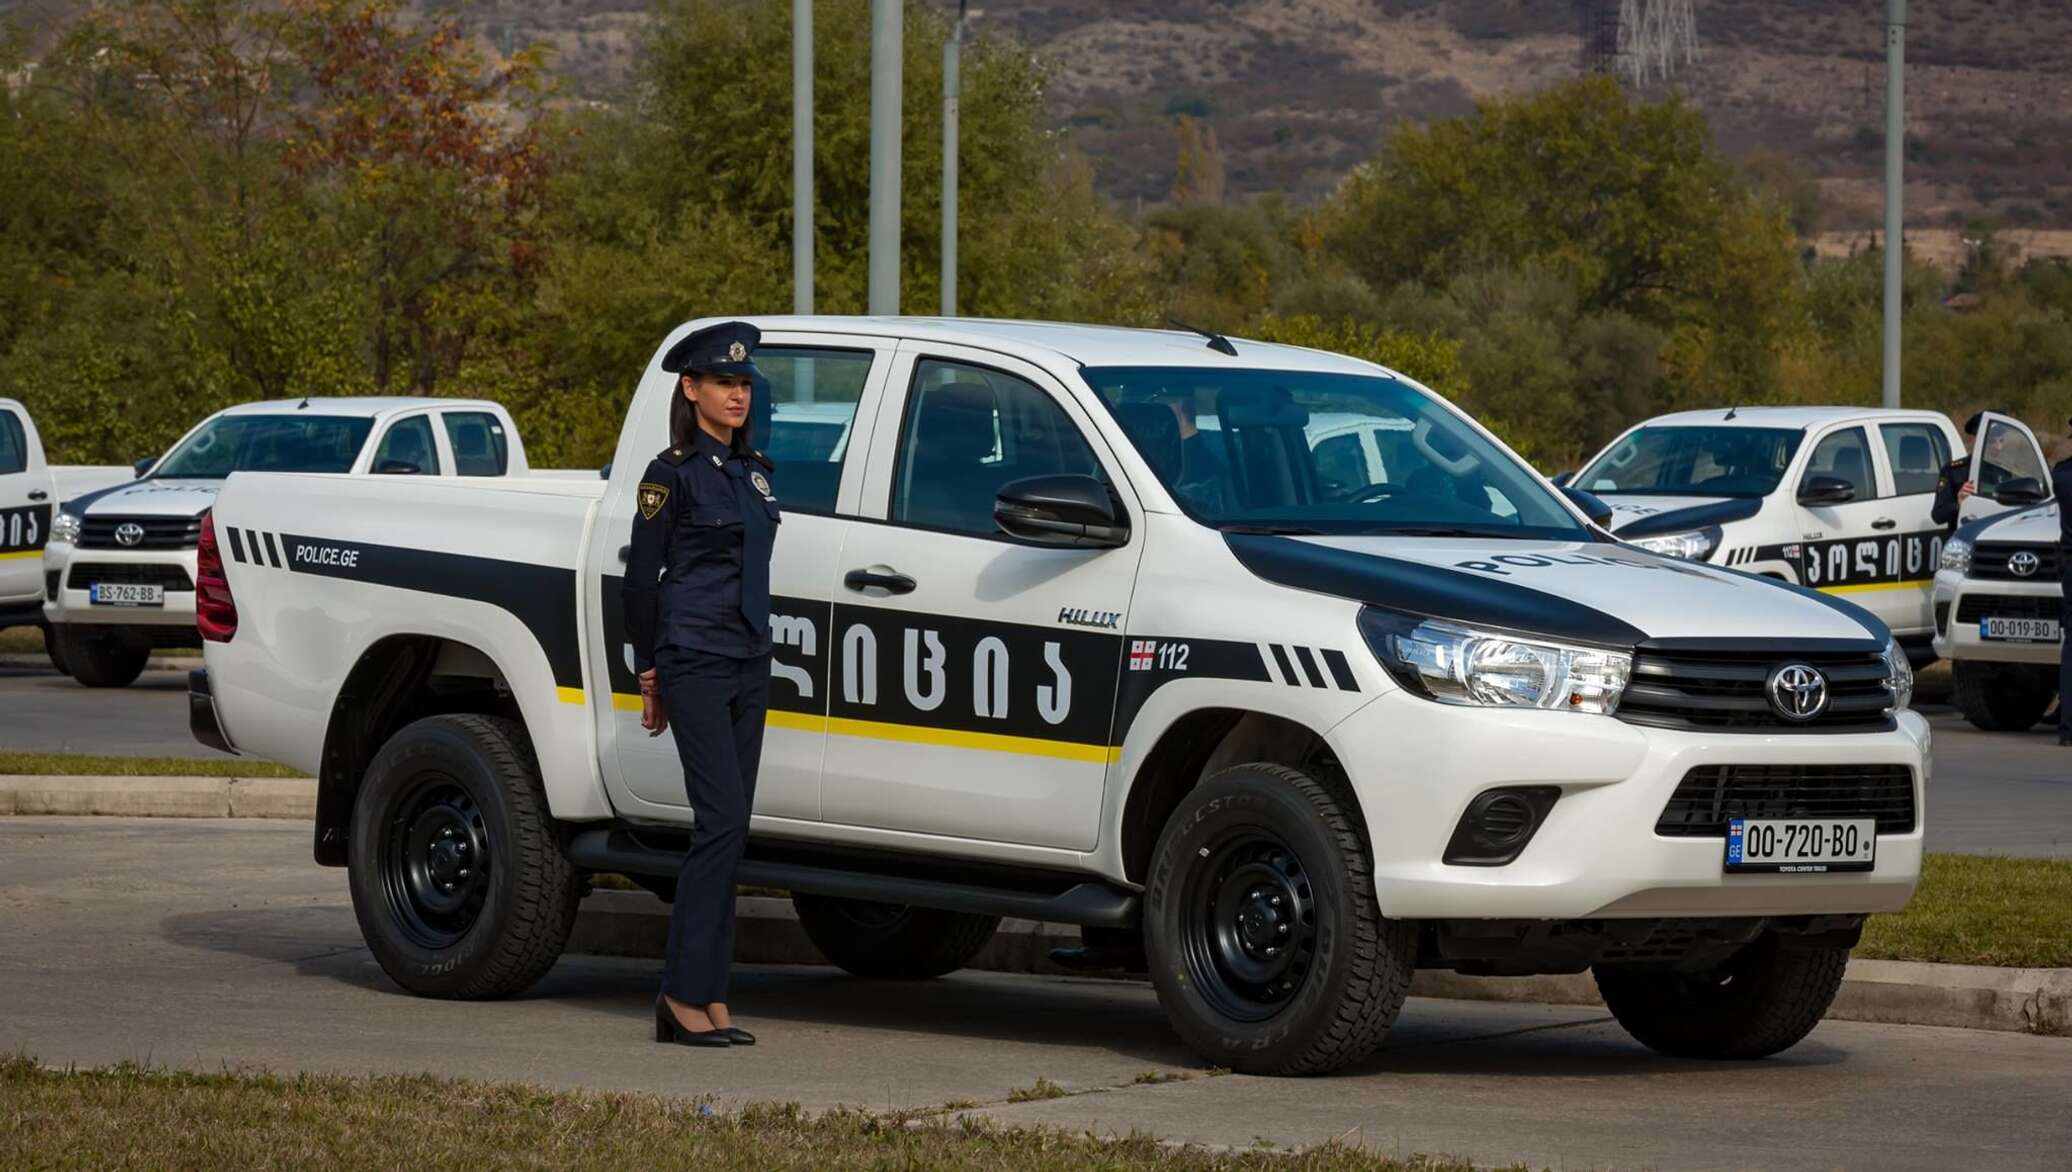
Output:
top-left (941, 2), bottom-right (966, 317)
top-left (867, 0), bottom-right (902, 316)
top-left (792, 0), bottom-right (813, 316)
top-left (1882, 0), bottom-right (1905, 409)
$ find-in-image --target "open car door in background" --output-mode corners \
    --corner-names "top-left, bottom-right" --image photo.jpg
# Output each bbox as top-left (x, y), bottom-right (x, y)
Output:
top-left (1959, 412), bottom-right (2052, 527)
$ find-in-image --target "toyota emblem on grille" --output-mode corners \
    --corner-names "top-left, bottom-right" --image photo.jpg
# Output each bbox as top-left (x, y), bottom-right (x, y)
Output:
top-left (1766, 663), bottom-right (1829, 722)
top-left (2009, 550), bottom-right (2040, 578)
top-left (113, 522), bottom-right (145, 547)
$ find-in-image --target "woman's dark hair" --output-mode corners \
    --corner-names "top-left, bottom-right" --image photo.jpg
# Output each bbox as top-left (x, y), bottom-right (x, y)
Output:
top-left (669, 372), bottom-right (754, 453)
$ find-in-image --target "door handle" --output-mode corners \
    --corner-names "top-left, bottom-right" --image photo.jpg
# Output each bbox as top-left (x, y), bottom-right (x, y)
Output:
top-left (27, 490), bottom-right (47, 501)
top-left (844, 567), bottom-right (916, 595)
top-left (1871, 518), bottom-right (1897, 530)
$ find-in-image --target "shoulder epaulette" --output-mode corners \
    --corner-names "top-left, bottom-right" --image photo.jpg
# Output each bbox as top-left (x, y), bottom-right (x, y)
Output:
top-left (657, 445), bottom-right (690, 466)
top-left (746, 448), bottom-right (774, 470)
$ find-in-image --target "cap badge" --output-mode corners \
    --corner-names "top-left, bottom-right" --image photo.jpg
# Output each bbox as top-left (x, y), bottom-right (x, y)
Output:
top-left (727, 341), bottom-right (748, 362)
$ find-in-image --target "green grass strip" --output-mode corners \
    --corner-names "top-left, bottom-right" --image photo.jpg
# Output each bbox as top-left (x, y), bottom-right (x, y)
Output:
top-left (1860, 853), bottom-right (2072, 969)
top-left (0, 1057), bottom-right (1489, 1171)
top-left (0, 751), bottom-right (306, 778)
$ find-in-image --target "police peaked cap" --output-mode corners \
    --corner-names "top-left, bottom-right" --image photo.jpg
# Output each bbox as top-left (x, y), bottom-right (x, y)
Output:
top-left (660, 321), bottom-right (763, 378)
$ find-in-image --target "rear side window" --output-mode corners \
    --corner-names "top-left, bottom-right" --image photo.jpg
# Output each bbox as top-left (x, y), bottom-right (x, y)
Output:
top-left (0, 411), bottom-right (25, 476)
top-left (442, 412), bottom-right (509, 476)
top-left (753, 347), bottom-right (874, 513)
top-left (1801, 427), bottom-right (1876, 500)
top-left (1879, 423), bottom-right (1948, 496)
top-left (373, 416), bottom-right (442, 475)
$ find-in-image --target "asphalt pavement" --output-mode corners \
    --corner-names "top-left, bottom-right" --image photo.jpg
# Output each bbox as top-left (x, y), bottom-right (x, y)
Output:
top-left (3, 659), bottom-right (2068, 855)
top-left (1, 817), bottom-right (2067, 1170)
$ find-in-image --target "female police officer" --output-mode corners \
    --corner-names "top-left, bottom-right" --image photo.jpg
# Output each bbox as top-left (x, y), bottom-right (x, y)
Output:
top-left (622, 321), bottom-right (780, 1048)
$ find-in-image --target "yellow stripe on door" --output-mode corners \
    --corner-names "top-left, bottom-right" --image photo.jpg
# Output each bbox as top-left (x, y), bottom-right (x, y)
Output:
top-left (1816, 579), bottom-right (1933, 595)
top-left (611, 694), bottom-right (1121, 762)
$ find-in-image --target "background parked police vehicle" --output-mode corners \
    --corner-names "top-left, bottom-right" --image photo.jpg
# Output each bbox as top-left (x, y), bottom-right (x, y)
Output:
top-left (194, 317), bottom-right (1927, 1076)
top-left (0, 398), bottom-right (129, 650)
top-left (1932, 498), bottom-right (2063, 731)
top-left (1564, 406), bottom-right (2051, 666)
top-left (43, 397), bottom-right (531, 688)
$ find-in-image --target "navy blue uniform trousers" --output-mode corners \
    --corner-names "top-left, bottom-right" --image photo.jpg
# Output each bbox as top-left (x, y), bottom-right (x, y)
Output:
top-left (656, 644), bottom-right (770, 1004)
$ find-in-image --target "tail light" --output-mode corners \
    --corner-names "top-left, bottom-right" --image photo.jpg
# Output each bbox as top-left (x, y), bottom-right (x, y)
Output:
top-left (196, 509), bottom-right (238, 643)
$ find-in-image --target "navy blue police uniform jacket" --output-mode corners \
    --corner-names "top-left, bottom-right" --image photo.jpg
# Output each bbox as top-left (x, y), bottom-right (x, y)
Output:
top-left (622, 429), bottom-right (780, 672)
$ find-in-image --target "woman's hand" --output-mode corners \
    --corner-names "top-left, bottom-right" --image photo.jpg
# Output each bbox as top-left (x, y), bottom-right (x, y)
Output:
top-left (640, 669), bottom-right (668, 736)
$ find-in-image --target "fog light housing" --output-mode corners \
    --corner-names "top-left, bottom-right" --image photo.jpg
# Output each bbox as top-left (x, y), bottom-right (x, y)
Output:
top-left (1443, 786), bottom-right (1561, 866)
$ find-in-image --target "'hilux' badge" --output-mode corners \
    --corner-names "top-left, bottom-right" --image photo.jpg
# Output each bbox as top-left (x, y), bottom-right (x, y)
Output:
top-left (1057, 607), bottom-right (1121, 630)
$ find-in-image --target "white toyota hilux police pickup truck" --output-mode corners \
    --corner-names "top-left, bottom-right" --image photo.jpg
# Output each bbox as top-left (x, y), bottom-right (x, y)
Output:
top-left (1565, 407), bottom-right (2052, 667)
top-left (45, 396), bottom-right (529, 687)
top-left (1932, 501), bottom-right (2063, 730)
top-left (195, 318), bottom-right (1927, 1075)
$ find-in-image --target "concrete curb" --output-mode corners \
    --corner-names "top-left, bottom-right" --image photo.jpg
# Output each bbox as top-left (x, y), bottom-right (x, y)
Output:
top-left (0, 775), bottom-right (314, 818)
top-left (570, 891), bottom-right (2072, 1039)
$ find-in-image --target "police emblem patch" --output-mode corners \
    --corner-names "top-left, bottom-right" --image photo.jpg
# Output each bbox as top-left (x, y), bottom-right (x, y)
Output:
top-left (637, 482), bottom-right (669, 520)
top-left (750, 470), bottom-right (772, 497)
top-left (728, 341), bottom-right (748, 362)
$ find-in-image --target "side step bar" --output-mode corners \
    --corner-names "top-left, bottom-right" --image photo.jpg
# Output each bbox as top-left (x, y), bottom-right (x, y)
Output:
top-left (565, 828), bottom-right (1139, 929)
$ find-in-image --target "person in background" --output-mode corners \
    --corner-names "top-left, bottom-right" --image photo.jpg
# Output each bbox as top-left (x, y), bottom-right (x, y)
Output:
top-left (1932, 410), bottom-right (1995, 534)
top-left (2053, 419), bottom-right (2072, 747)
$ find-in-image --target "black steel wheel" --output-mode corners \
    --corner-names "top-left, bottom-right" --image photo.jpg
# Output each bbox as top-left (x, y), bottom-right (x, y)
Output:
top-left (1145, 763), bottom-right (1414, 1076)
top-left (347, 714), bottom-right (580, 999)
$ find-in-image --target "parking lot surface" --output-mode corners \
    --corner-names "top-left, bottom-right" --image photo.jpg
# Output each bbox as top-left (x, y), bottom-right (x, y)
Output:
top-left (5, 661), bottom-right (2068, 855)
top-left (1, 817), bottom-right (2068, 1170)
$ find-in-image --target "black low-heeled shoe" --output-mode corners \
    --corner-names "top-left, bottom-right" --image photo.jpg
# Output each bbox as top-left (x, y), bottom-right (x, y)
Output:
top-left (720, 1026), bottom-right (756, 1046)
top-left (654, 995), bottom-right (732, 1047)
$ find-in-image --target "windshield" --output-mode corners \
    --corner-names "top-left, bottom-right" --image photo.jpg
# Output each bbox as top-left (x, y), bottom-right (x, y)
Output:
top-left (1575, 426), bottom-right (1802, 499)
top-left (1081, 366), bottom-right (1586, 539)
top-left (154, 415), bottom-right (375, 478)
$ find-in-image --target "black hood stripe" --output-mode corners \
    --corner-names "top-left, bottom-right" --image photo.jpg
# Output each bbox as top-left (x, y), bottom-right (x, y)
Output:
top-left (1611, 496), bottom-right (1763, 538)
top-left (1225, 533), bottom-right (1647, 648)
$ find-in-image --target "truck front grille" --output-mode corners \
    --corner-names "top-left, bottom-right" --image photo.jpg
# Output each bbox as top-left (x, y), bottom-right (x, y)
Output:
top-left (1970, 544), bottom-right (2061, 581)
top-left (67, 563), bottom-right (195, 591)
top-left (1955, 595), bottom-right (2059, 623)
top-left (1616, 647), bottom-right (1894, 733)
top-left (79, 516), bottom-right (202, 550)
top-left (1656, 764), bottom-right (1917, 837)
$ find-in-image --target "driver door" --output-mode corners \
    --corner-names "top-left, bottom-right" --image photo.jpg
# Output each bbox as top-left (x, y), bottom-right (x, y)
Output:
top-left (0, 404), bottom-right (49, 607)
top-left (1959, 412), bottom-right (2052, 526)
top-left (1793, 424), bottom-right (1920, 630)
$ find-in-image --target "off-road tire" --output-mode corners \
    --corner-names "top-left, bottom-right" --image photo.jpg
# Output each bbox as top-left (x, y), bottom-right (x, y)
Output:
top-left (1594, 934), bottom-right (1848, 1060)
top-left (348, 714), bottom-right (581, 999)
top-left (1144, 763), bottom-right (1415, 1076)
top-left (791, 894), bottom-right (999, 978)
top-left (43, 624), bottom-right (68, 675)
top-left (57, 625), bottom-right (147, 688)
top-left (1951, 661), bottom-right (2056, 731)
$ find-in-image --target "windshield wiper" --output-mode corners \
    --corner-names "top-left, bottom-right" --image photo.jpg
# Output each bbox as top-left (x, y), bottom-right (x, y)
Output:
top-left (1220, 523), bottom-right (1325, 536)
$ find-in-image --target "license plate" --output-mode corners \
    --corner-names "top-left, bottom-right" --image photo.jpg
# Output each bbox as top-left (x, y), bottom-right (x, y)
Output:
top-left (89, 582), bottom-right (164, 607)
top-left (1725, 818), bottom-right (1876, 874)
top-left (1980, 616), bottom-right (2060, 643)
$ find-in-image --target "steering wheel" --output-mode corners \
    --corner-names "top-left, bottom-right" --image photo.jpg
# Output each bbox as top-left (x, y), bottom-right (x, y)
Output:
top-left (1336, 483), bottom-right (1401, 504)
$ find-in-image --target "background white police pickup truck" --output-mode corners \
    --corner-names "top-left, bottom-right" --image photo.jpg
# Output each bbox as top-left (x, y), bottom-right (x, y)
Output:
top-left (1932, 501), bottom-right (2063, 730)
top-left (43, 397), bottom-right (531, 687)
top-left (0, 398), bottom-right (128, 639)
top-left (196, 317), bottom-right (1927, 1075)
top-left (1565, 407), bottom-right (2051, 664)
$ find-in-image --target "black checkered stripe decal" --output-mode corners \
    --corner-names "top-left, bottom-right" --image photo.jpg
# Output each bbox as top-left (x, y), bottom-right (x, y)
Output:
top-left (222, 525), bottom-right (285, 568)
top-left (1260, 642), bottom-right (1360, 692)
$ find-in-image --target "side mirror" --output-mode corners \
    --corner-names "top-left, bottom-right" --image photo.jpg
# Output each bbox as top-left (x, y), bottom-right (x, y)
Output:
top-left (1993, 477), bottom-right (2049, 507)
top-left (995, 474), bottom-right (1128, 548)
top-left (599, 462), bottom-right (614, 481)
top-left (1562, 486), bottom-right (1615, 529)
top-left (375, 459), bottom-right (424, 475)
top-left (1797, 475), bottom-right (1855, 506)
top-left (1551, 470), bottom-right (1574, 488)
top-left (133, 456), bottom-right (156, 479)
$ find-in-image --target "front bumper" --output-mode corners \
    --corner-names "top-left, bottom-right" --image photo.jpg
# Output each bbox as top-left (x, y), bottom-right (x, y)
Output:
top-left (41, 540), bottom-right (199, 629)
top-left (1329, 690), bottom-right (1929, 920)
top-left (1930, 568), bottom-right (2061, 665)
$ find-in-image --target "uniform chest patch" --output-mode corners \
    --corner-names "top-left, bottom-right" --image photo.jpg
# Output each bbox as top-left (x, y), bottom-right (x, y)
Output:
top-left (637, 482), bottom-right (669, 520)
top-left (750, 470), bottom-right (772, 497)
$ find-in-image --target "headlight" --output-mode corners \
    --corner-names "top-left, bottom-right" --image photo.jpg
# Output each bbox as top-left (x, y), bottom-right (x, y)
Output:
top-left (1939, 537), bottom-right (1972, 575)
top-left (1360, 608), bottom-right (1632, 715)
top-left (1881, 638), bottom-right (1914, 714)
top-left (1628, 525), bottom-right (1720, 561)
top-left (50, 511), bottom-right (82, 545)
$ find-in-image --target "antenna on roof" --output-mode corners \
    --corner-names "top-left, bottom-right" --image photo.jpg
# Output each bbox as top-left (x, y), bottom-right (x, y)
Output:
top-left (297, 397), bottom-right (310, 410)
top-left (1167, 318), bottom-right (1238, 357)
top-left (1723, 404), bottom-right (1739, 420)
